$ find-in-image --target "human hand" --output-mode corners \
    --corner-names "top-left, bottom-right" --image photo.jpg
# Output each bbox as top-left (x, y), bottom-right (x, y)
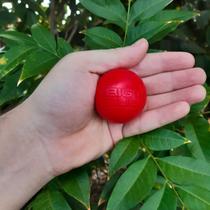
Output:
top-left (1, 39), bottom-right (207, 209)
top-left (21, 39), bottom-right (206, 175)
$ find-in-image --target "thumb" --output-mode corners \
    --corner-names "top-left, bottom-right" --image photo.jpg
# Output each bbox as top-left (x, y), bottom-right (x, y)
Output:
top-left (73, 39), bottom-right (149, 74)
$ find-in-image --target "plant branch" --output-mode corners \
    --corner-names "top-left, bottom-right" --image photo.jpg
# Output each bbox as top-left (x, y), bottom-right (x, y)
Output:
top-left (67, 20), bottom-right (79, 43)
top-left (141, 143), bottom-right (186, 209)
top-left (49, 0), bottom-right (57, 36)
top-left (123, 0), bottom-right (132, 46)
top-left (202, 111), bottom-right (210, 115)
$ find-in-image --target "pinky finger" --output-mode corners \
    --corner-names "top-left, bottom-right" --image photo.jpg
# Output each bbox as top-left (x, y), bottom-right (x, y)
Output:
top-left (122, 102), bottom-right (190, 138)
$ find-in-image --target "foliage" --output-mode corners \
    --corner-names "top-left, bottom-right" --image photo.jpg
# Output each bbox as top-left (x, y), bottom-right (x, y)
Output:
top-left (0, 0), bottom-right (209, 210)
top-left (157, 0), bottom-right (210, 85)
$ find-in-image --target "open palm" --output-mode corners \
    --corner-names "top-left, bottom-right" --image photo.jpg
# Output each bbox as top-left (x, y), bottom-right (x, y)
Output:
top-left (24, 39), bottom-right (206, 176)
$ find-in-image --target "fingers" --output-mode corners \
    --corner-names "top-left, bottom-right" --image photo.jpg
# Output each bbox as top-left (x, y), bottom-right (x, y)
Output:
top-left (133, 52), bottom-right (195, 77)
top-left (143, 68), bottom-right (206, 95)
top-left (69, 39), bottom-right (149, 74)
top-left (123, 102), bottom-right (190, 137)
top-left (145, 85), bottom-right (206, 111)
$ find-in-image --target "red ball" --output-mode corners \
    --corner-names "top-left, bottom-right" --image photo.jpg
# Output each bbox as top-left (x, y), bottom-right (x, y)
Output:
top-left (95, 68), bottom-right (147, 123)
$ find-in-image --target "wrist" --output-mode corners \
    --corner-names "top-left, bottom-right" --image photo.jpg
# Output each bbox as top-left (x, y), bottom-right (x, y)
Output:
top-left (0, 103), bottom-right (53, 210)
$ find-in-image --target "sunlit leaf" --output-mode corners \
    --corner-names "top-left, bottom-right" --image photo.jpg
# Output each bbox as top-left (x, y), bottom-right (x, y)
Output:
top-left (0, 30), bottom-right (36, 47)
top-left (31, 24), bottom-right (57, 55)
top-left (0, 46), bottom-right (36, 79)
top-left (151, 10), bottom-right (197, 22)
top-left (149, 22), bottom-right (180, 43)
top-left (129, 0), bottom-right (173, 24)
top-left (80, 0), bottom-right (127, 29)
top-left (20, 49), bottom-right (58, 81)
top-left (85, 27), bottom-right (123, 49)
top-left (127, 21), bottom-right (169, 44)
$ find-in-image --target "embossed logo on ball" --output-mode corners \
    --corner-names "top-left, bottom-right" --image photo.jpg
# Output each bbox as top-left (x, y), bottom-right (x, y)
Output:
top-left (105, 87), bottom-right (141, 107)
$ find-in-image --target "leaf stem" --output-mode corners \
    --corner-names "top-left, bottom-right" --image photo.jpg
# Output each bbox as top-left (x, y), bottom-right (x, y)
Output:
top-left (202, 111), bottom-right (210, 115)
top-left (141, 143), bottom-right (186, 209)
top-left (123, 0), bottom-right (132, 46)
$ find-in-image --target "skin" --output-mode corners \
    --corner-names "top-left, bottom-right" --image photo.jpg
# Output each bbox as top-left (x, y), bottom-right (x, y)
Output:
top-left (0, 39), bottom-right (207, 209)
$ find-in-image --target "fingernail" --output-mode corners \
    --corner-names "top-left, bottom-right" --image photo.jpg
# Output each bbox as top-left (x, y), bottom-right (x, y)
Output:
top-left (132, 38), bottom-right (148, 47)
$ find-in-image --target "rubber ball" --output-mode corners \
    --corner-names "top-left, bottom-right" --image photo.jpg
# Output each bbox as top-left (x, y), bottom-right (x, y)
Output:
top-left (95, 68), bottom-right (147, 123)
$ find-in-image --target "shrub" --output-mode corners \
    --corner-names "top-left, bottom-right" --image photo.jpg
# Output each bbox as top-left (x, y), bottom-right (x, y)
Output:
top-left (0, 0), bottom-right (209, 209)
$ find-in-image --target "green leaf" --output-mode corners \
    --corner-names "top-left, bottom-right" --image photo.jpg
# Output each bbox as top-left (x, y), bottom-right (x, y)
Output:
top-left (20, 49), bottom-right (59, 81)
top-left (31, 24), bottom-right (57, 55)
top-left (0, 9), bottom-right (16, 26)
top-left (129, 0), bottom-right (173, 24)
top-left (141, 185), bottom-right (177, 210)
top-left (107, 158), bottom-right (157, 210)
top-left (29, 189), bottom-right (72, 210)
top-left (149, 22), bottom-right (178, 44)
top-left (150, 10), bottom-right (197, 22)
top-left (99, 171), bottom-right (122, 205)
top-left (177, 185), bottom-right (210, 210)
top-left (109, 137), bottom-right (140, 176)
top-left (158, 156), bottom-right (210, 190)
top-left (85, 27), bottom-right (123, 49)
top-left (26, 0), bottom-right (46, 17)
top-left (141, 129), bottom-right (187, 151)
top-left (127, 9), bottom-right (196, 45)
top-left (184, 119), bottom-right (206, 160)
top-left (0, 46), bottom-right (36, 79)
top-left (127, 21), bottom-right (170, 45)
top-left (148, 10), bottom-right (196, 43)
top-left (58, 169), bottom-right (90, 209)
top-left (0, 30), bottom-right (36, 46)
top-left (57, 37), bottom-right (73, 58)
top-left (80, 0), bottom-right (127, 29)
top-left (0, 70), bottom-right (23, 106)
top-left (13, 2), bottom-right (26, 20)
top-left (26, 10), bottom-right (39, 27)
top-left (185, 117), bottom-right (210, 161)
top-left (190, 95), bottom-right (209, 114)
